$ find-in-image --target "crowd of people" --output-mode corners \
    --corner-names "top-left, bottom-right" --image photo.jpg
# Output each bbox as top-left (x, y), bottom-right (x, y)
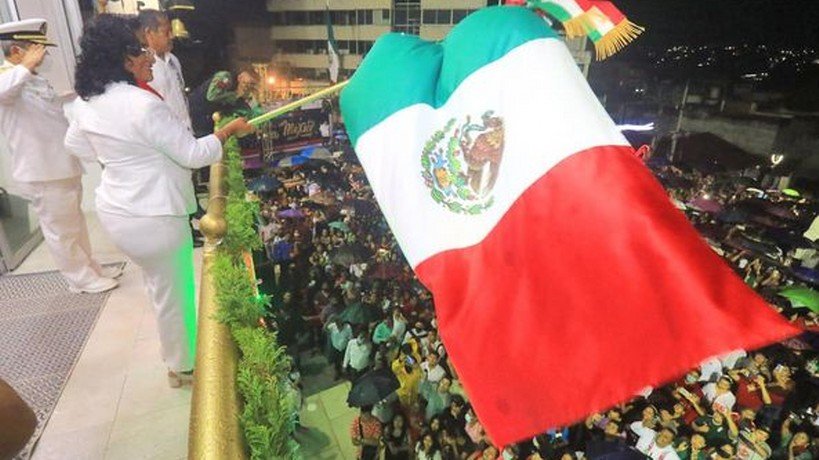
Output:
top-left (253, 149), bottom-right (817, 460)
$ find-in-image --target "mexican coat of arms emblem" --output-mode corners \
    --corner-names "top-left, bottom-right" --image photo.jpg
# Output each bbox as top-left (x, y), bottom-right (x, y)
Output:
top-left (420, 111), bottom-right (505, 215)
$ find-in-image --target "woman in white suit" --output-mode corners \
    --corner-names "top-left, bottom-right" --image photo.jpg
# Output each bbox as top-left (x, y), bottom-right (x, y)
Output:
top-left (65, 15), bottom-right (252, 387)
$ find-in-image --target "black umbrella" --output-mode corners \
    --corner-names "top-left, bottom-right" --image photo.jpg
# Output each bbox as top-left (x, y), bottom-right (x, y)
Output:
top-left (586, 441), bottom-right (649, 459)
top-left (344, 198), bottom-right (379, 216)
top-left (725, 234), bottom-right (783, 261)
top-left (330, 243), bottom-right (371, 266)
top-left (347, 368), bottom-right (400, 407)
top-left (331, 247), bottom-right (359, 266)
top-left (694, 222), bottom-right (729, 242)
top-left (717, 207), bottom-right (751, 224)
top-left (247, 175), bottom-right (281, 194)
top-left (763, 228), bottom-right (816, 252)
top-left (656, 174), bottom-right (693, 189)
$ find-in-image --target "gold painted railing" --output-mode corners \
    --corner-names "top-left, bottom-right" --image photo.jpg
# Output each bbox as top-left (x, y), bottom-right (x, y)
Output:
top-left (187, 82), bottom-right (349, 458)
top-left (188, 160), bottom-right (247, 459)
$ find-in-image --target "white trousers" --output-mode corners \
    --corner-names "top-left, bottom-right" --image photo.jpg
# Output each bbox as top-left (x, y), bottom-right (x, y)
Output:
top-left (97, 211), bottom-right (196, 372)
top-left (18, 177), bottom-right (105, 288)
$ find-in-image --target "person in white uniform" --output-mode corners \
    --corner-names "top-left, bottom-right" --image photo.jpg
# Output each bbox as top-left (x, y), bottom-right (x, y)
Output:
top-left (0, 18), bottom-right (119, 293)
top-left (65, 15), bottom-right (252, 387)
top-left (137, 9), bottom-right (207, 247)
top-left (137, 9), bottom-right (189, 130)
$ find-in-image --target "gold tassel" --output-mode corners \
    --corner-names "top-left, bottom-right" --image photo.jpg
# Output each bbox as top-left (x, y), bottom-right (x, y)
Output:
top-left (562, 14), bottom-right (592, 38)
top-left (593, 19), bottom-right (644, 60)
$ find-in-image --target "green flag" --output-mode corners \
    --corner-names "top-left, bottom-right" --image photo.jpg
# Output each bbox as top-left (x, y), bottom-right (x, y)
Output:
top-left (325, 4), bottom-right (340, 82)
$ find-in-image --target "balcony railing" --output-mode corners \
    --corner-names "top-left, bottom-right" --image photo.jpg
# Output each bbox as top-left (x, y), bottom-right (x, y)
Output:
top-left (187, 159), bottom-right (247, 460)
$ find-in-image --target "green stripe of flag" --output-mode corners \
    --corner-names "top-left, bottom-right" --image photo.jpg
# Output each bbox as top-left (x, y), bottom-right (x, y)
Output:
top-left (340, 7), bottom-right (557, 145)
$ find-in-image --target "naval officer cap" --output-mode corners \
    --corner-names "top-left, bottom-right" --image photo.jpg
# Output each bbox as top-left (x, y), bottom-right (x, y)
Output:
top-left (0, 18), bottom-right (56, 46)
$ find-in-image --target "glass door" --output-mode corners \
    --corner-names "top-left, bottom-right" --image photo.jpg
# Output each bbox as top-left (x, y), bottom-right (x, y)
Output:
top-left (0, 182), bottom-right (42, 273)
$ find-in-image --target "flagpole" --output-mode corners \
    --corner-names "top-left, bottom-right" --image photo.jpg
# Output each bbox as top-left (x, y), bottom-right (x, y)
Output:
top-left (248, 80), bottom-right (350, 127)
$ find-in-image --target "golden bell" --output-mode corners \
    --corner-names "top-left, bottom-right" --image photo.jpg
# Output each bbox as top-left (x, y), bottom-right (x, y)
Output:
top-left (171, 18), bottom-right (189, 39)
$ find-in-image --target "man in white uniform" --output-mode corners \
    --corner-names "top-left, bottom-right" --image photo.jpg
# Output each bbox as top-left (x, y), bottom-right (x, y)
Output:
top-left (138, 9), bottom-right (190, 131)
top-left (138, 9), bottom-right (207, 247)
top-left (0, 19), bottom-right (118, 293)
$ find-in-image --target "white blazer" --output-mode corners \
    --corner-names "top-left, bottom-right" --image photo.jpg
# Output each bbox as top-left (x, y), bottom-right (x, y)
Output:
top-left (65, 82), bottom-right (222, 217)
top-left (0, 63), bottom-right (82, 183)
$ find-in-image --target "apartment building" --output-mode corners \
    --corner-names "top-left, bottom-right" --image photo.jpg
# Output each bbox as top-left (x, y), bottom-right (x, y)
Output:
top-left (264, 0), bottom-right (591, 82)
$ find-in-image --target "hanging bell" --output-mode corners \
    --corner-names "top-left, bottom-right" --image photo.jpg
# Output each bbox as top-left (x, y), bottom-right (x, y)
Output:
top-left (171, 18), bottom-right (189, 39)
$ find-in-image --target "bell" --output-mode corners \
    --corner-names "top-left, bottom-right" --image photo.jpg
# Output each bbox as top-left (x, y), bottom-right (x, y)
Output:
top-left (171, 18), bottom-right (189, 39)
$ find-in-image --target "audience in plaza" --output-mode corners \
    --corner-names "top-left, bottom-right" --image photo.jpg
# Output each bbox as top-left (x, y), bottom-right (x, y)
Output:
top-left (255, 149), bottom-right (817, 459)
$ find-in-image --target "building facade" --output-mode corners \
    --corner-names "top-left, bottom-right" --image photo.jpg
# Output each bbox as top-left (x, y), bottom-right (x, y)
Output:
top-left (263, 0), bottom-right (591, 83)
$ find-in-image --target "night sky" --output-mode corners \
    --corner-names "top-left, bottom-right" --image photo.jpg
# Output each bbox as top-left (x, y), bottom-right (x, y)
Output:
top-left (617, 0), bottom-right (819, 49)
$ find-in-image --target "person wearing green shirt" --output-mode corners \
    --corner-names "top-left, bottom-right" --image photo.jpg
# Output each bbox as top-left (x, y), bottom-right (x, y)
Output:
top-left (373, 316), bottom-right (394, 345)
top-left (692, 411), bottom-right (731, 447)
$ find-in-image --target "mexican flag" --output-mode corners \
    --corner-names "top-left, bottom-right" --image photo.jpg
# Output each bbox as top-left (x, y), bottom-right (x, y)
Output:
top-left (340, 6), bottom-right (799, 446)
top-left (325, 4), bottom-right (340, 83)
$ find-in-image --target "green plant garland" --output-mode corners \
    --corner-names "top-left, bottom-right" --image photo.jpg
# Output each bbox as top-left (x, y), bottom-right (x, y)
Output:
top-left (210, 125), bottom-right (300, 459)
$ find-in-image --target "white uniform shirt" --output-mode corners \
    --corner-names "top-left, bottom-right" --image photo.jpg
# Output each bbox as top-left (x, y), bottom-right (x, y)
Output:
top-left (64, 83), bottom-right (221, 217)
top-left (343, 338), bottom-right (371, 371)
top-left (150, 53), bottom-right (191, 131)
top-left (0, 63), bottom-right (81, 182)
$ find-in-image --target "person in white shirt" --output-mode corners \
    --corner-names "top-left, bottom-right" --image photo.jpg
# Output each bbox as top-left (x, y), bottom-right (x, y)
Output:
top-left (343, 329), bottom-right (372, 380)
top-left (0, 19), bottom-right (119, 293)
top-left (137, 10), bottom-right (190, 130)
top-left (420, 351), bottom-right (447, 384)
top-left (630, 421), bottom-right (681, 460)
top-left (390, 309), bottom-right (407, 343)
top-left (699, 357), bottom-right (723, 383)
top-left (65, 15), bottom-right (252, 387)
top-left (324, 318), bottom-right (352, 378)
top-left (137, 10), bottom-right (208, 246)
top-left (701, 375), bottom-right (737, 414)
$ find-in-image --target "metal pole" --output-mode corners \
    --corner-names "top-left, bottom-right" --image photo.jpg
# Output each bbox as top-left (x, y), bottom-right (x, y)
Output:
top-left (669, 79), bottom-right (689, 163)
top-left (249, 80), bottom-right (349, 126)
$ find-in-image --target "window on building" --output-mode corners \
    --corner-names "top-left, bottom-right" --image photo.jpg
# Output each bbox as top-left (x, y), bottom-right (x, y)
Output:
top-left (308, 10), bottom-right (324, 25)
top-left (269, 12), bottom-right (285, 25)
top-left (437, 9), bottom-right (452, 24)
top-left (393, 0), bottom-right (420, 34)
top-left (407, 7), bottom-right (420, 23)
top-left (422, 10), bottom-right (436, 24)
top-left (394, 9), bottom-right (407, 25)
top-left (452, 9), bottom-right (468, 24)
top-left (382, 9), bottom-right (390, 20)
top-left (291, 11), bottom-right (308, 25)
top-left (355, 9), bottom-right (373, 25)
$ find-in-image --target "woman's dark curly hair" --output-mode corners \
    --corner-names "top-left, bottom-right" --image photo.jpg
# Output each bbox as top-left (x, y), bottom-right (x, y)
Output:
top-left (75, 14), bottom-right (143, 100)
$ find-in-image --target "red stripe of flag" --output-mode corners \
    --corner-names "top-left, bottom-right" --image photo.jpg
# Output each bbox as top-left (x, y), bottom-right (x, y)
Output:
top-left (415, 144), bottom-right (800, 446)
